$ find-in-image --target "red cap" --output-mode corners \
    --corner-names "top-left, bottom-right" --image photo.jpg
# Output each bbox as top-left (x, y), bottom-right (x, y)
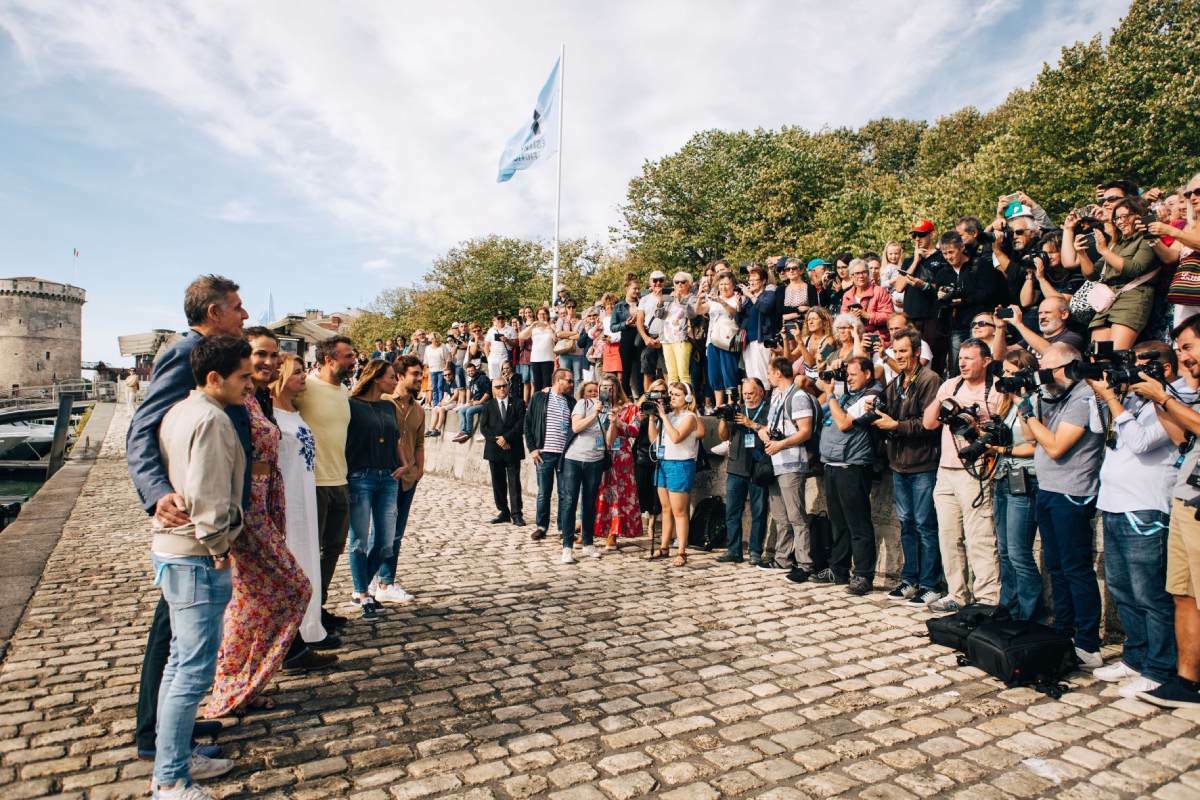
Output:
top-left (911, 219), bottom-right (935, 234)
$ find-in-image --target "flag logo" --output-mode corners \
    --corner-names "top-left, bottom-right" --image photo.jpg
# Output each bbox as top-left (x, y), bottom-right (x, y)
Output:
top-left (497, 57), bottom-right (561, 183)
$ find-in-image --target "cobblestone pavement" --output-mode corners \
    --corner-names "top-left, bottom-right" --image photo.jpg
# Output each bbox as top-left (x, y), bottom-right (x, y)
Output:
top-left (3, 408), bottom-right (1200, 800)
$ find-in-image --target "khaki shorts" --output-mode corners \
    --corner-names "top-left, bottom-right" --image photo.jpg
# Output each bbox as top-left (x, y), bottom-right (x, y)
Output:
top-left (1089, 285), bottom-right (1154, 332)
top-left (1168, 497), bottom-right (1200, 605)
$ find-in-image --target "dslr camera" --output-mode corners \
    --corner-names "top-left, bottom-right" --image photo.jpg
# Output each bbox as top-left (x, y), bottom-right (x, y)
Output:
top-left (819, 365), bottom-right (848, 383)
top-left (996, 368), bottom-right (1055, 394)
top-left (938, 286), bottom-right (964, 303)
top-left (714, 386), bottom-right (744, 422)
top-left (1063, 341), bottom-right (1165, 387)
top-left (857, 396), bottom-right (887, 427)
top-left (937, 398), bottom-right (1013, 463)
top-left (640, 390), bottom-right (665, 416)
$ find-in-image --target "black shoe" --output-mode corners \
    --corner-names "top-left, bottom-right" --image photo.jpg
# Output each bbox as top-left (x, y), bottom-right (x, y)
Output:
top-left (356, 596), bottom-right (381, 619)
top-left (512, 514), bottom-right (526, 527)
top-left (193, 720), bottom-right (223, 738)
top-left (308, 634), bottom-right (342, 650)
top-left (811, 568), bottom-right (849, 585)
top-left (786, 567), bottom-right (810, 584)
top-left (1138, 677), bottom-right (1200, 709)
top-left (756, 559), bottom-right (787, 571)
top-left (715, 553), bottom-right (743, 564)
top-left (321, 609), bottom-right (349, 630)
top-left (887, 582), bottom-right (918, 602)
top-left (847, 576), bottom-right (873, 596)
top-left (490, 512), bottom-right (512, 524)
top-left (531, 527), bottom-right (547, 541)
top-left (283, 648), bottom-right (338, 674)
top-left (748, 554), bottom-right (763, 567)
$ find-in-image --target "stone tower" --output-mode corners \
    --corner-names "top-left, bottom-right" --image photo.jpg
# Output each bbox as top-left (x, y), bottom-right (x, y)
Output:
top-left (0, 277), bottom-right (86, 393)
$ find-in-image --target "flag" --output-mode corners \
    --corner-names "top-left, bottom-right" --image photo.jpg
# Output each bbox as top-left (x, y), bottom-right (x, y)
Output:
top-left (496, 57), bottom-right (561, 183)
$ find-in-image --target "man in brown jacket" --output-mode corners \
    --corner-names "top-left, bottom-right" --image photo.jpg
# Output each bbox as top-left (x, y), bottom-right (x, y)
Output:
top-left (868, 329), bottom-right (944, 605)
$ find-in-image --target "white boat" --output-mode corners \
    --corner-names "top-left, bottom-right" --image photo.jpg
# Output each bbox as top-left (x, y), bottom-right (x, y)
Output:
top-left (0, 422), bottom-right (55, 459)
top-left (0, 431), bottom-right (30, 458)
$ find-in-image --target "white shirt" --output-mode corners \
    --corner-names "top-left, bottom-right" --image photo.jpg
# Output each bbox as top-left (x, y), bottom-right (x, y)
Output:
top-left (657, 411), bottom-right (700, 461)
top-left (565, 399), bottom-right (605, 462)
top-left (705, 293), bottom-right (743, 345)
top-left (529, 325), bottom-right (556, 362)
top-left (1098, 382), bottom-right (1192, 514)
top-left (485, 326), bottom-right (516, 361)
top-left (767, 387), bottom-right (814, 474)
top-left (638, 293), bottom-right (667, 338)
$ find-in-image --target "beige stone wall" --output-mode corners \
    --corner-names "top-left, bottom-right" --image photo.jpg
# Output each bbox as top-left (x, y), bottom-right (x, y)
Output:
top-left (0, 279), bottom-right (85, 390)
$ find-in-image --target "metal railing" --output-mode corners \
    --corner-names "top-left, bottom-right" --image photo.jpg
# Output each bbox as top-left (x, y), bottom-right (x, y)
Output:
top-left (0, 381), bottom-right (117, 410)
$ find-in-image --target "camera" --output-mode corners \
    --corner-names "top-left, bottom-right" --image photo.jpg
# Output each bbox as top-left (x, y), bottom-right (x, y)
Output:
top-left (818, 365), bottom-right (848, 383)
top-left (995, 307), bottom-right (1016, 320)
top-left (653, 303), bottom-right (668, 320)
top-left (938, 286), bottom-right (964, 302)
top-left (714, 386), bottom-right (743, 422)
top-left (996, 368), bottom-right (1054, 394)
top-left (1073, 207), bottom-right (1102, 235)
top-left (937, 399), bottom-right (1013, 462)
top-left (598, 386), bottom-right (612, 409)
top-left (848, 303), bottom-right (863, 311)
top-left (864, 332), bottom-right (881, 350)
top-left (493, 332), bottom-right (503, 342)
top-left (1063, 342), bottom-right (1165, 387)
top-left (857, 397), bottom-right (887, 427)
top-left (640, 390), bottom-right (665, 415)
top-left (762, 332), bottom-right (784, 349)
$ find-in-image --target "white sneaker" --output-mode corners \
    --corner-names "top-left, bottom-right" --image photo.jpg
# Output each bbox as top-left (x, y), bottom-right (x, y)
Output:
top-left (583, 545), bottom-right (601, 559)
top-left (1075, 647), bottom-right (1103, 671)
top-left (188, 751), bottom-right (235, 781)
top-left (1094, 661), bottom-right (1139, 683)
top-left (373, 584), bottom-right (415, 603)
top-left (561, 548), bottom-right (576, 564)
top-left (709, 440), bottom-right (731, 456)
top-left (152, 782), bottom-right (212, 800)
top-left (1118, 675), bottom-right (1162, 699)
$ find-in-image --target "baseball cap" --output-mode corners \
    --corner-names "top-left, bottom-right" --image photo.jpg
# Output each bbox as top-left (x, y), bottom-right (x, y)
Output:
top-left (806, 258), bottom-right (829, 272)
top-left (649, 270), bottom-right (667, 281)
top-left (910, 219), bottom-right (935, 234)
top-left (1003, 201), bottom-right (1034, 221)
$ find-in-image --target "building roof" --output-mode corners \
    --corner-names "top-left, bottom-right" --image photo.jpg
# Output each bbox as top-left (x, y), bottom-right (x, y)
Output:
top-left (266, 316), bottom-right (339, 342)
top-left (118, 329), bottom-right (180, 357)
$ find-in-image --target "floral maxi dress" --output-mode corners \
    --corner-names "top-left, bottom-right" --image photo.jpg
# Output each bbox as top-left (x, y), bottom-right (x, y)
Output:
top-left (204, 395), bottom-right (311, 717)
top-left (594, 403), bottom-right (644, 539)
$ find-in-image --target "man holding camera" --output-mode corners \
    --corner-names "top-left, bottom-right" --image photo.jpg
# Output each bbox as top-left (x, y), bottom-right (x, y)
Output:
top-left (1018, 342), bottom-right (1106, 669)
top-left (994, 298), bottom-right (1084, 360)
top-left (923, 339), bottom-right (1002, 613)
top-left (870, 330), bottom-right (944, 604)
top-left (716, 378), bottom-right (770, 565)
top-left (815, 356), bottom-right (884, 594)
top-left (637, 271), bottom-right (669, 392)
top-left (759, 358), bottom-right (816, 578)
top-left (484, 313), bottom-right (516, 381)
top-left (893, 220), bottom-right (950, 375)
top-left (934, 231), bottom-right (1009, 377)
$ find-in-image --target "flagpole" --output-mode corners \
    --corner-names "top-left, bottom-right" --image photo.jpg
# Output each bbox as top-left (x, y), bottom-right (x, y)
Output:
top-left (551, 43), bottom-right (564, 309)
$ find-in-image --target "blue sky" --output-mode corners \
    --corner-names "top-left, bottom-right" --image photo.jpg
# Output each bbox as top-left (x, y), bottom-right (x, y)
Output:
top-left (0, 0), bottom-right (1129, 365)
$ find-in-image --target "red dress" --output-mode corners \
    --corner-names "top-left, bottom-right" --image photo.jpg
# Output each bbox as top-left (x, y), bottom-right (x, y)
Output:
top-left (595, 404), bottom-right (644, 538)
top-left (204, 395), bottom-right (310, 717)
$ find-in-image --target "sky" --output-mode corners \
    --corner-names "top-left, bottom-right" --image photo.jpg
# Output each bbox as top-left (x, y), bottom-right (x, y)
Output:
top-left (0, 0), bottom-right (1131, 366)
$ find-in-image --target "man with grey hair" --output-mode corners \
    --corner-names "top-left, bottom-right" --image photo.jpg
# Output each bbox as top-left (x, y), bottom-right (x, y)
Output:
top-left (1018, 342), bottom-right (1106, 670)
top-left (995, 297), bottom-right (1084, 359)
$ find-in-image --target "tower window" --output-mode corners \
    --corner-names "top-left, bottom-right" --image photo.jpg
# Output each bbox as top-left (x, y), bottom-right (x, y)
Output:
top-left (45, 351), bottom-right (51, 360)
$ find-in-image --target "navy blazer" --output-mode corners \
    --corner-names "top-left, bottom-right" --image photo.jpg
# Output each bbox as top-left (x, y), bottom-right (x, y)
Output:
top-left (126, 329), bottom-right (253, 515)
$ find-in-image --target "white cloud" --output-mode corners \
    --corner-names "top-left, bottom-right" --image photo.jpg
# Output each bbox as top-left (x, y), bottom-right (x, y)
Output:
top-left (0, 0), bottom-right (1129, 262)
top-left (361, 257), bottom-right (391, 272)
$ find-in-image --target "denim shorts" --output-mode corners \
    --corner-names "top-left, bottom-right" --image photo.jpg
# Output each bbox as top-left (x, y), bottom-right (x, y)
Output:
top-left (516, 364), bottom-right (533, 381)
top-left (655, 458), bottom-right (696, 493)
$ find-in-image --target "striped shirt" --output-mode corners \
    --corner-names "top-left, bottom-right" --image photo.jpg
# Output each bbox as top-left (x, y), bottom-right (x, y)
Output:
top-left (543, 391), bottom-right (571, 454)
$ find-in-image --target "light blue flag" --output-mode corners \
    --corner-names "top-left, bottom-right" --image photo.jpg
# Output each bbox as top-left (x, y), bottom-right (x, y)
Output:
top-left (497, 57), bottom-right (561, 183)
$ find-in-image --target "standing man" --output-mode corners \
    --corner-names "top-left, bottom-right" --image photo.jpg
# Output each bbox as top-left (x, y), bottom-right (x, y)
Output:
top-left (1020, 343), bottom-right (1106, 669)
top-left (934, 230), bottom-right (1008, 376)
top-left (481, 372), bottom-right (527, 526)
top-left (870, 330), bottom-right (944, 605)
top-left (715, 378), bottom-right (770, 565)
top-left (453, 360), bottom-right (492, 442)
top-left (295, 335), bottom-right (355, 631)
top-left (127, 274), bottom-right (249, 772)
top-left (894, 219), bottom-right (950, 375)
top-left (525, 368), bottom-right (576, 541)
top-left (375, 354), bottom-right (425, 604)
top-left (815, 357), bottom-right (883, 594)
top-left (637, 271), bottom-right (669, 393)
top-left (484, 313), bottom-right (516, 381)
top-left (759, 358), bottom-right (816, 580)
top-left (922, 339), bottom-right (1002, 613)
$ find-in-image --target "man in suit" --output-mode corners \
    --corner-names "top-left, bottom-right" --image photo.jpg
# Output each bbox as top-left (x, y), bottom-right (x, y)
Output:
top-left (481, 374), bottom-right (527, 526)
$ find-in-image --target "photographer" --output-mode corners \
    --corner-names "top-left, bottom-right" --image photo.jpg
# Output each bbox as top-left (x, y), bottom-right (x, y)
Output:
top-left (636, 270), bottom-right (669, 393)
top-left (840, 258), bottom-right (894, 342)
top-left (992, 201), bottom-right (1047, 301)
top-left (1018, 342), bottom-right (1106, 669)
top-left (991, 350), bottom-right (1044, 622)
top-left (715, 378), bottom-right (770, 565)
top-left (994, 298), bottom-right (1083, 360)
top-left (934, 231), bottom-right (1009, 377)
top-left (893, 220), bottom-right (950, 375)
top-left (1018, 231), bottom-right (1085, 310)
top-left (815, 356), bottom-right (883, 595)
top-left (1127, 315), bottom-right (1200, 710)
top-left (873, 313), bottom-right (932, 384)
top-left (922, 338), bottom-right (1002, 613)
top-left (805, 259), bottom-right (839, 311)
top-left (484, 314), bottom-right (516, 381)
top-left (759, 358), bottom-right (816, 579)
top-left (1090, 341), bottom-right (1186, 698)
top-left (870, 330), bottom-right (943, 605)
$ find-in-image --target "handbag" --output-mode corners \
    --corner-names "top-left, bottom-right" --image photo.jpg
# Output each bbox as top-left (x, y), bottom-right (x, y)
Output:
top-left (1085, 268), bottom-right (1159, 314)
top-left (1068, 281), bottom-right (1099, 324)
top-left (1168, 253), bottom-right (1200, 307)
top-left (711, 314), bottom-right (741, 351)
top-left (553, 337), bottom-right (575, 355)
top-left (750, 455), bottom-right (775, 486)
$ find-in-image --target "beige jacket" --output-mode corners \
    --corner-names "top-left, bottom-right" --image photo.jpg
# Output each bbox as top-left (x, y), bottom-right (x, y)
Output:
top-left (152, 390), bottom-right (245, 557)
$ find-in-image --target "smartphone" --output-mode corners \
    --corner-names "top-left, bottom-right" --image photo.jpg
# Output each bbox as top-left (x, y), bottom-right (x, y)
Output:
top-left (999, 192), bottom-right (1020, 206)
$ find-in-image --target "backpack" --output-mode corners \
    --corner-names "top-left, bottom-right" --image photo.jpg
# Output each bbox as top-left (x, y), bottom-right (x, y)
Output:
top-left (798, 390), bottom-right (822, 474)
top-left (688, 496), bottom-right (727, 551)
top-left (926, 603), bottom-right (1010, 652)
top-left (960, 620), bottom-right (1075, 698)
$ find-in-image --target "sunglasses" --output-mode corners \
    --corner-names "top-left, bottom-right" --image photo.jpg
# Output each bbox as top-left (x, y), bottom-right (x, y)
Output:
top-left (971, 320), bottom-right (996, 328)
top-left (674, 280), bottom-right (688, 285)
top-left (911, 232), bottom-right (930, 239)
top-left (1101, 194), bottom-right (1123, 203)
top-left (651, 278), bottom-right (665, 283)
top-left (1183, 188), bottom-right (1198, 199)
top-left (494, 383), bottom-right (509, 388)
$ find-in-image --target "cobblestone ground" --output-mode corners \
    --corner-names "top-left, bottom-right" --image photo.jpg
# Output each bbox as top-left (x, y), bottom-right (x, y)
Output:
top-left (3, 408), bottom-right (1200, 800)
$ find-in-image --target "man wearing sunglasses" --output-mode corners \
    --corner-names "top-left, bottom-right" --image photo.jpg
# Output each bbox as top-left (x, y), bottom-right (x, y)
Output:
top-left (894, 219), bottom-right (951, 375)
top-left (636, 270), bottom-right (669, 392)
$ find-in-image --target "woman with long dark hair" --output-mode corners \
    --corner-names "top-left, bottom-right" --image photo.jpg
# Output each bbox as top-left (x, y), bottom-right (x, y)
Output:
top-left (594, 376), bottom-right (643, 550)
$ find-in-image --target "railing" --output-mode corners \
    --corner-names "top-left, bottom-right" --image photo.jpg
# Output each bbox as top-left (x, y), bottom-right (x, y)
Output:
top-left (0, 381), bottom-right (117, 410)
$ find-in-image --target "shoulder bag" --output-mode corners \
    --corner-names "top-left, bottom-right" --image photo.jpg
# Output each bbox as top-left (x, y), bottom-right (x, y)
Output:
top-left (1168, 252), bottom-right (1200, 307)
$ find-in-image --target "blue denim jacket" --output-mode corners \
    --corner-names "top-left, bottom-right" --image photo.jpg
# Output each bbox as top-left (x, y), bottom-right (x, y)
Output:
top-left (127, 329), bottom-right (252, 514)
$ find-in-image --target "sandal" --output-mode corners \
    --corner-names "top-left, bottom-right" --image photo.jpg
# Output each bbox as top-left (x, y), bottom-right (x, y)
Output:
top-left (235, 696), bottom-right (275, 716)
top-left (648, 546), bottom-right (669, 561)
top-left (605, 533), bottom-right (617, 551)
top-left (673, 552), bottom-right (687, 567)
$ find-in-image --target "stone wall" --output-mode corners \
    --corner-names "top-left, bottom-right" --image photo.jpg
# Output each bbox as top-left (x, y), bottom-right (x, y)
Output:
top-left (0, 277), bottom-right (86, 391)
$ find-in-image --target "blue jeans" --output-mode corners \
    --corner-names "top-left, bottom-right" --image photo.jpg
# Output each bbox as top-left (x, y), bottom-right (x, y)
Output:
top-left (347, 469), bottom-right (399, 594)
top-left (377, 483), bottom-right (417, 586)
top-left (948, 328), bottom-right (969, 377)
top-left (459, 404), bottom-right (484, 435)
top-left (1103, 510), bottom-right (1176, 682)
top-left (431, 372), bottom-right (446, 406)
top-left (535, 451), bottom-right (563, 530)
top-left (892, 470), bottom-right (942, 591)
top-left (994, 477), bottom-right (1045, 621)
top-left (560, 354), bottom-right (585, 384)
top-left (1036, 489), bottom-right (1102, 653)
top-left (559, 458), bottom-right (603, 547)
top-left (725, 473), bottom-right (767, 560)
top-left (152, 554), bottom-right (233, 786)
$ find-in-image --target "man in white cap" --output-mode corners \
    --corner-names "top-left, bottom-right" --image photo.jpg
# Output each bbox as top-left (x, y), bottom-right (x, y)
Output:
top-left (636, 270), bottom-right (669, 393)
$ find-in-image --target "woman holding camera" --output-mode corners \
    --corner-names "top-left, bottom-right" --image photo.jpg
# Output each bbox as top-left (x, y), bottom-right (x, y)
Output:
top-left (1066, 196), bottom-right (1160, 349)
top-left (787, 307), bottom-right (837, 374)
top-left (633, 379), bottom-right (666, 536)
top-left (840, 258), bottom-right (895, 341)
top-left (594, 377), bottom-right (643, 550)
top-left (648, 382), bottom-right (701, 566)
top-left (990, 349), bottom-right (1045, 622)
top-left (773, 259), bottom-right (816, 325)
top-left (558, 380), bottom-right (605, 564)
top-left (697, 272), bottom-right (743, 408)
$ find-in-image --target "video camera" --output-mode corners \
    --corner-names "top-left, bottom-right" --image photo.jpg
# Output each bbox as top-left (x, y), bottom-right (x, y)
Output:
top-left (996, 368), bottom-right (1055, 395)
top-left (713, 386), bottom-right (743, 422)
top-left (1063, 341), bottom-right (1165, 387)
top-left (639, 390), bottom-right (665, 416)
top-left (937, 398), bottom-right (1013, 463)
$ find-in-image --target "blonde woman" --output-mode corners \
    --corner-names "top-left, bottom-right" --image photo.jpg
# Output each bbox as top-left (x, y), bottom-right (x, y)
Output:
top-left (787, 307), bottom-right (836, 373)
top-left (559, 380), bottom-right (605, 563)
top-left (660, 273), bottom-right (697, 386)
top-left (648, 381), bottom-right (700, 566)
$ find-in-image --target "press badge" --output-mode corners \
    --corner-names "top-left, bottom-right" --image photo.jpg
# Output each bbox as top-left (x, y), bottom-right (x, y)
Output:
top-left (744, 432), bottom-right (756, 448)
top-left (594, 433), bottom-right (605, 450)
top-left (655, 444), bottom-right (666, 459)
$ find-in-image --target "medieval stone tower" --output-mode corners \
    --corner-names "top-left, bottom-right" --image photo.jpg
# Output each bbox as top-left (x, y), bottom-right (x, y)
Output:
top-left (0, 277), bottom-right (86, 393)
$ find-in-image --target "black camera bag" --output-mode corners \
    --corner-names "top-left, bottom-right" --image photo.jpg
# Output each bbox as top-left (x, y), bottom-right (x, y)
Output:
top-left (926, 603), bottom-right (1009, 652)
top-left (959, 620), bottom-right (1075, 698)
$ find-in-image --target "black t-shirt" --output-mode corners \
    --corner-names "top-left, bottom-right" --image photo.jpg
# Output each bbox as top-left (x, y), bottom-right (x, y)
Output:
top-left (726, 402), bottom-right (769, 478)
top-left (467, 373), bottom-right (491, 403)
top-left (346, 398), bottom-right (400, 472)
top-left (901, 251), bottom-right (949, 321)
